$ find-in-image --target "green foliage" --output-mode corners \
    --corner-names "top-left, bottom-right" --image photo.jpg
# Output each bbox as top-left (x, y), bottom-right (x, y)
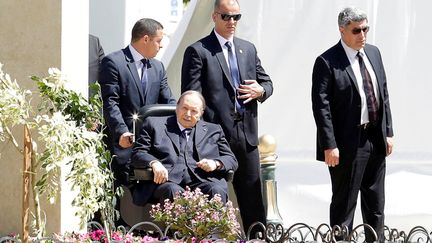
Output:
top-left (0, 64), bottom-right (118, 232)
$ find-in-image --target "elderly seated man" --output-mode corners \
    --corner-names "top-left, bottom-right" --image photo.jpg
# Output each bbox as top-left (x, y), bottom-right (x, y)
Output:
top-left (131, 90), bottom-right (238, 206)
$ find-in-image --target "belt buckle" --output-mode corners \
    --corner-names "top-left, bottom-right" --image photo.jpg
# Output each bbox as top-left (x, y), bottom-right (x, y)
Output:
top-left (359, 123), bottom-right (369, 129)
top-left (360, 122), bottom-right (376, 130)
top-left (233, 112), bottom-right (242, 121)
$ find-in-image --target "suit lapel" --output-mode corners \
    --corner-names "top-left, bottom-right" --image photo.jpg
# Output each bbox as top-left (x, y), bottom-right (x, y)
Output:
top-left (193, 120), bottom-right (207, 148)
top-left (165, 116), bottom-right (181, 153)
top-left (234, 38), bottom-right (246, 84)
top-left (124, 47), bottom-right (146, 103)
top-left (210, 32), bottom-right (236, 91)
top-left (364, 45), bottom-right (383, 100)
top-left (336, 42), bottom-right (360, 94)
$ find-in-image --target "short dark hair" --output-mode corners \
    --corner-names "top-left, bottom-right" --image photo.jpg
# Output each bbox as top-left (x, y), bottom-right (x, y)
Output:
top-left (131, 18), bottom-right (163, 43)
top-left (214, 0), bottom-right (240, 11)
top-left (177, 90), bottom-right (206, 111)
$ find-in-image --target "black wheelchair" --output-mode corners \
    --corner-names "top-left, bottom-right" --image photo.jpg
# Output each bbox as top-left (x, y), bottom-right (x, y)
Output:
top-left (113, 104), bottom-right (234, 229)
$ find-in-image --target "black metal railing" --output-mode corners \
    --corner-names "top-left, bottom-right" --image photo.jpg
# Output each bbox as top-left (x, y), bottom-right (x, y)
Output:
top-left (2, 222), bottom-right (431, 243)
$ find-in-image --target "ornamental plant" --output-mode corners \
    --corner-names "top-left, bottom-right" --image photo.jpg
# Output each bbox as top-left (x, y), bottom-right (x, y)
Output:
top-left (0, 63), bottom-right (117, 237)
top-left (150, 187), bottom-right (241, 241)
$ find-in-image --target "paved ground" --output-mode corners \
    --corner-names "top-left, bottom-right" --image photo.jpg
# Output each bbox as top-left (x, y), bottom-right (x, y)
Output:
top-left (273, 159), bottom-right (432, 231)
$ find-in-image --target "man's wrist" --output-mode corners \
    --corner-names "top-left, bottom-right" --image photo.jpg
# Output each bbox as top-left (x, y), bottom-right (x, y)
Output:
top-left (149, 160), bottom-right (159, 168)
top-left (258, 88), bottom-right (265, 101)
top-left (215, 160), bottom-right (224, 170)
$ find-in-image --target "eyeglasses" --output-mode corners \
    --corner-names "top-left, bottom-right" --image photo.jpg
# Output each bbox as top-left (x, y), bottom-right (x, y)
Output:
top-left (216, 12), bottom-right (242, 21)
top-left (351, 26), bottom-right (369, 35)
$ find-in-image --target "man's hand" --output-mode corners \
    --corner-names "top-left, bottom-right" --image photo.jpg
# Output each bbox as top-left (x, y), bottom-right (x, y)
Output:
top-left (237, 80), bottom-right (265, 104)
top-left (119, 132), bottom-right (134, 148)
top-left (386, 137), bottom-right (394, 156)
top-left (324, 148), bottom-right (339, 167)
top-left (151, 161), bottom-right (168, 184)
top-left (197, 159), bottom-right (218, 172)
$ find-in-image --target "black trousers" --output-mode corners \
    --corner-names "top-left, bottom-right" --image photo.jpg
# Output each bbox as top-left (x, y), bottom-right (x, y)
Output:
top-left (230, 120), bottom-right (266, 236)
top-left (329, 125), bottom-right (386, 242)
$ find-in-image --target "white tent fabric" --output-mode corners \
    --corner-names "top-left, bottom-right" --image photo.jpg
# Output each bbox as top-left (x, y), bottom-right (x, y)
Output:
top-left (163, 0), bottom-right (432, 229)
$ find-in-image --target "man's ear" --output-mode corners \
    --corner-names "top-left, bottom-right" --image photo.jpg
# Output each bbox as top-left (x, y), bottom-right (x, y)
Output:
top-left (142, 35), bottom-right (150, 43)
top-left (339, 26), bottom-right (345, 35)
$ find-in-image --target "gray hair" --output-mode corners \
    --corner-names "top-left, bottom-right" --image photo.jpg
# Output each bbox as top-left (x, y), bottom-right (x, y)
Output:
top-left (131, 18), bottom-right (163, 43)
top-left (177, 90), bottom-right (206, 111)
top-left (338, 7), bottom-right (368, 27)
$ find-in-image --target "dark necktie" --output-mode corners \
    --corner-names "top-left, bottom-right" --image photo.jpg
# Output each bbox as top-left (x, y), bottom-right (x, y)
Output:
top-left (225, 41), bottom-right (244, 113)
top-left (182, 128), bottom-right (192, 142)
top-left (141, 59), bottom-right (148, 95)
top-left (180, 128), bottom-right (194, 184)
top-left (357, 52), bottom-right (378, 123)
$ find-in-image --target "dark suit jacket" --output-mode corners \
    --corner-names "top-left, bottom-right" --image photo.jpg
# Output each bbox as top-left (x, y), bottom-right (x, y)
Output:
top-left (100, 46), bottom-right (176, 164)
top-left (181, 31), bottom-right (273, 146)
top-left (88, 34), bottom-right (105, 98)
top-left (131, 116), bottom-right (238, 205)
top-left (312, 41), bottom-right (393, 161)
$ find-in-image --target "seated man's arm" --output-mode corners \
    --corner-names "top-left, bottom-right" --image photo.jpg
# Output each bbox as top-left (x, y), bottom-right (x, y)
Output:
top-left (132, 119), bottom-right (170, 184)
top-left (196, 124), bottom-right (238, 173)
top-left (131, 120), bottom-right (159, 168)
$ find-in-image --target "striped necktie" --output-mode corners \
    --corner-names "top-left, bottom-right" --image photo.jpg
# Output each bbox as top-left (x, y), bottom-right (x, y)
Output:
top-left (357, 52), bottom-right (379, 123)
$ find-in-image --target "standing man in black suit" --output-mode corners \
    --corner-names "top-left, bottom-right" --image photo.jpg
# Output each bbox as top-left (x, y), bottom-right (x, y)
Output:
top-left (181, 0), bottom-right (273, 235)
top-left (100, 18), bottom-right (176, 179)
top-left (312, 7), bottom-right (394, 242)
top-left (131, 90), bottom-right (238, 205)
top-left (88, 34), bottom-right (105, 98)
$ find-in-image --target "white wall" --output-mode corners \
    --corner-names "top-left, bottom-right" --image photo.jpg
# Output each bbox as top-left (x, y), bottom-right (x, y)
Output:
top-left (90, 0), bottom-right (183, 57)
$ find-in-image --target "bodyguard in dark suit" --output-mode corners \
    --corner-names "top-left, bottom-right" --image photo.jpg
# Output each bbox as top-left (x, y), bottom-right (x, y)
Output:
top-left (100, 18), bottom-right (176, 177)
top-left (88, 34), bottom-right (105, 98)
top-left (181, 0), bottom-right (273, 234)
top-left (131, 91), bottom-right (238, 205)
top-left (312, 7), bottom-right (394, 242)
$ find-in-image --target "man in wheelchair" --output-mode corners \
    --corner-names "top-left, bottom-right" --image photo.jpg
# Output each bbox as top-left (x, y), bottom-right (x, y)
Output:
top-left (131, 90), bottom-right (238, 206)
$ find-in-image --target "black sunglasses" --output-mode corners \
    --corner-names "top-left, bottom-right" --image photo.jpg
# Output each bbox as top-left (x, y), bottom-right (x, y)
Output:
top-left (216, 12), bottom-right (242, 21)
top-left (352, 26), bottom-right (369, 35)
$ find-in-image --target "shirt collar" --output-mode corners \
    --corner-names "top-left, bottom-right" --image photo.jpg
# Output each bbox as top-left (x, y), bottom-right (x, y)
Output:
top-left (214, 29), bottom-right (234, 49)
top-left (340, 39), bottom-right (365, 61)
top-left (128, 44), bottom-right (145, 63)
top-left (177, 122), bottom-right (187, 132)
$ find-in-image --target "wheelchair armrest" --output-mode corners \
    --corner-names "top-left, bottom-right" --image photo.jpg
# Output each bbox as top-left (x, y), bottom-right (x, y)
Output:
top-left (130, 167), bottom-right (154, 182)
top-left (226, 169), bottom-right (234, 182)
top-left (129, 167), bottom-right (235, 183)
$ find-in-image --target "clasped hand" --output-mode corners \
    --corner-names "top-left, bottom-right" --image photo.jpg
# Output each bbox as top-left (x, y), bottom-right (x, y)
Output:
top-left (197, 158), bottom-right (218, 172)
top-left (237, 80), bottom-right (264, 104)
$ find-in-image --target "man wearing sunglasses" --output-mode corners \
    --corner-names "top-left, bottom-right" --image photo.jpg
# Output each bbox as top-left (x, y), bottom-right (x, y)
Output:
top-left (181, 0), bottom-right (273, 237)
top-left (312, 7), bottom-right (394, 242)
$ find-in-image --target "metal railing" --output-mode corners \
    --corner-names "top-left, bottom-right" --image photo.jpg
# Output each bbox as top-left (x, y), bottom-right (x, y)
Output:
top-left (2, 222), bottom-right (431, 242)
